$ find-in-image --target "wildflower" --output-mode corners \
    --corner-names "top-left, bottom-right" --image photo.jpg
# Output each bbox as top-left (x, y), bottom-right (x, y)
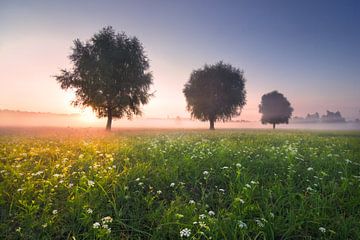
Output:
top-left (238, 220), bottom-right (247, 229)
top-left (255, 219), bottom-right (264, 227)
top-left (68, 183), bottom-right (74, 188)
top-left (42, 223), bottom-right (48, 228)
top-left (203, 171), bottom-right (209, 175)
top-left (170, 182), bottom-right (175, 187)
top-left (307, 167), bottom-right (314, 171)
top-left (319, 227), bottom-right (326, 233)
top-left (306, 186), bottom-right (314, 191)
top-left (345, 159), bottom-right (352, 164)
top-left (157, 190), bottom-right (162, 194)
top-left (222, 166), bottom-right (229, 169)
top-left (208, 210), bottom-right (215, 216)
top-left (135, 177), bottom-right (140, 181)
top-left (179, 228), bottom-right (191, 238)
top-left (86, 208), bottom-right (93, 214)
top-left (52, 210), bottom-right (58, 215)
top-left (270, 212), bottom-right (275, 218)
top-left (245, 184), bottom-right (251, 188)
top-left (236, 163), bottom-right (242, 168)
top-left (219, 188), bottom-right (225, 193)
top-left (193, 221), bottom-right (198, 225)
top-left (199, 214), bottom-right (206, 220)
top-left (93, 222), bottom-right (100, 229)
top-left (88, 180), bottom-right (95, 187)
top-left (16, 227), bottom-right (21, 232)
top-left (189, 200), bottom-right (195, 204)
top-left (101, 216), bottom-right (113, 224)
top-left (17, 188), bottom-right (23, 192)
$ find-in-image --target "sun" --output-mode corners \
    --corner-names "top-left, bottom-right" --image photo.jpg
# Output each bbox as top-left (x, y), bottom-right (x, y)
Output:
top-left (79, 108), bottom-right (98, 123)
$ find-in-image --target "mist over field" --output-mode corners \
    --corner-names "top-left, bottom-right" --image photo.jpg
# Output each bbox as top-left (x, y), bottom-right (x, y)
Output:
top-left (1, 110), bottom-right (359, 130)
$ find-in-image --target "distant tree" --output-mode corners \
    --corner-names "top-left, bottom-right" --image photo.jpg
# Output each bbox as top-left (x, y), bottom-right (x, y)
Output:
top-left (259, 91), bottom-right (293, 129)
top-left (55, 26), bottom-right (153, 130)
top-left (321, 110), bottom-right (346, 123)
top-left (183, 62), bottom-right (246, 130)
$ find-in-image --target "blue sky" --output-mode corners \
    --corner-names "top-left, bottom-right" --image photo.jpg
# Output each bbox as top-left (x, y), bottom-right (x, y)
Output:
top-left (1, 0), bottom-right (359, 120)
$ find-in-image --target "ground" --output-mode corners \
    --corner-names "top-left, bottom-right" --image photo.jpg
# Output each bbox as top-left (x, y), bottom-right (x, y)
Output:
top-left (1, 128), bottom-right (360, 239)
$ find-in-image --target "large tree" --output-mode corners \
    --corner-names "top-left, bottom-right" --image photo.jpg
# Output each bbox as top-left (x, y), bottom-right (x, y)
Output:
top-left (183, 62), bottom-right (246, 130)
top-left (259, 91), bottom-right (293, 129)
top-left (55, 26), bottom-right (153, 130)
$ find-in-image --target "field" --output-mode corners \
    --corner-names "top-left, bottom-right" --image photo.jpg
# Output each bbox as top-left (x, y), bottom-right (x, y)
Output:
top-left (1, 129), bottom-right (360, 239)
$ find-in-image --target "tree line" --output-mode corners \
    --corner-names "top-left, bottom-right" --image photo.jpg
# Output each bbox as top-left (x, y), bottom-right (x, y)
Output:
top-left (55, 26), bottom-right (293, 130)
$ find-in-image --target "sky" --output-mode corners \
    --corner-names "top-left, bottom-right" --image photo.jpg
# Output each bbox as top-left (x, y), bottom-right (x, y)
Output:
top-left (1, 0), bottom-right (359, 122)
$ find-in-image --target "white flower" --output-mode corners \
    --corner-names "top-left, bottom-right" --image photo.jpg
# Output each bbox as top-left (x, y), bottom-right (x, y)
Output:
top-left (270, 212), bottom-right (275, 218)
top-left (238, 220), bottom-right (247, 229)
top-left (319, 227), bottom-right (326, 233)
top-left (17, 188), bottom-right (23, 192)
top-left (189, 200), bottom-right (195, 204)
top-left (179, 228), bottom-right (191, 238)
top-left (52, 210), bottom-right (58, 215)
top-left (236, 163), bottom-right (242, 168)
top-left (208, 210), bottom-right (215, 216)
top-left (222, 166), bottom-right (229, 169)
top-left (93, 222), bottom-right (100, 229)
top-left (157, 190), bottom-right (162, 194)
top-left (170, 182), bottom-right (175, 187)
top-left (306, 186), bottom-right (314, 191)
top-left (86, 208), bottom-right (93, 214)
top-left (68, 183), bottom-right (74, 188)
top-left (219, 188), bottom-right (225, 193)
top-left (345, 159), bottom-right (352, 164)
top-left (101, 216), bottom-right (113, 224)
top-left (255, 219), bottom-right (264, 227)
top-left (245, 184), bottom-right (251, 188)
top-left (307, 167), bottom-right (314, 171)
top-left (135, 177), bottom-right (140, 181)
top-left (88, 180), bottom-right (95, 187)
top-left (199, 214), bottom-right (206, 220)
top-left (42, 223), bottom-right (48, 228)
top-left (203, 171), bottom-right (209, 175)
top-left (16, 227), bottom-right (21, 232)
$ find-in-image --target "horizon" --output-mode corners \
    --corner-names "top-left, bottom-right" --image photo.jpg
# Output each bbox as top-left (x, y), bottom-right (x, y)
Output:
top-left (1, 0), bottom-right (360, 126)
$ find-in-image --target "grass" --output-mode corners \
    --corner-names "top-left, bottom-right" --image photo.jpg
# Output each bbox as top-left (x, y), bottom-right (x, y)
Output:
top-left (0, 129), bottom-right (360, 239)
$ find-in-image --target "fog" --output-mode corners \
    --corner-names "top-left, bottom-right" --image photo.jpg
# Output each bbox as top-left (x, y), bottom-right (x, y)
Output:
top-left (1, 110), bottom-right (359, 130)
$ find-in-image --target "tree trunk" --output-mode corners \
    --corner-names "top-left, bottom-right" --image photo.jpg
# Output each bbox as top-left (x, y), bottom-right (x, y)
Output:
top-left (106, 109), bottom-right (112, 131)
top-left (209, 119), bottom-right (215, 130)
top-left (273, 123), bottom-right (276, 129)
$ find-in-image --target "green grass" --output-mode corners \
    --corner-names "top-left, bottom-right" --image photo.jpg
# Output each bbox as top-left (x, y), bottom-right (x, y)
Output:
top-left (1, 129), bottom-right (360, 239)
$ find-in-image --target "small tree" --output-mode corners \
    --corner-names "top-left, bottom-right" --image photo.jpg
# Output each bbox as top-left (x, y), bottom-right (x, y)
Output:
top-left (183, 62), bottom-right (246, 130)
top-left (259, 91), bottom-right (293, 129)
top-left (55, 26), bottom-right (153, 130)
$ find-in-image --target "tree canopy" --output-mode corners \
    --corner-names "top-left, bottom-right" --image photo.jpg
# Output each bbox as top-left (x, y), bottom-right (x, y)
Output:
top-left (183, 62), bottom-right (246, 130)
top-left (55, 26), bottom-right (153, 130)
top-left (259, 91), bottom-right (293, 129)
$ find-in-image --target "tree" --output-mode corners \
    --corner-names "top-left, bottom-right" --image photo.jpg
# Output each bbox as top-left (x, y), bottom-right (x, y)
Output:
top-left (259, 91), bottom-right (293, 129)
top-left (183, 62), bottom-right (246, 130)
top-left (55, 26), bottom-right (153, 130)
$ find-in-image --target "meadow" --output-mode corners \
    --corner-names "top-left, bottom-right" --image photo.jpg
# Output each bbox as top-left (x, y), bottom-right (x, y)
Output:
top-left (0, 129), bottom-right (360, 239)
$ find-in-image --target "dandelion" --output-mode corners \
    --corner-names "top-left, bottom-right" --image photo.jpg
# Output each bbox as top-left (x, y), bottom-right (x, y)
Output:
top-left (88, 180), bottom-right (95, 187)
top-left (319, 227), bottom-right (326, 233)
top-left (208, 210), bottom-right (215, 216)
top-left (93, 222), bottom-right (100, 229)
top-left (238, 220), bottom-right (247, 229)
top-left (86, 208), bottom-right (93, 214)
top-left (52, 210), bottom-right (58, 215)
top-left (179, 228), bottom-right (191, 238)
top-left (170, 182), bottom-right (175, 187)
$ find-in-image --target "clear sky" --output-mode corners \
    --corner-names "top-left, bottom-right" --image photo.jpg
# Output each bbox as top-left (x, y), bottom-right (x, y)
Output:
top-left (1, 0), bottom-right (359, 121)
